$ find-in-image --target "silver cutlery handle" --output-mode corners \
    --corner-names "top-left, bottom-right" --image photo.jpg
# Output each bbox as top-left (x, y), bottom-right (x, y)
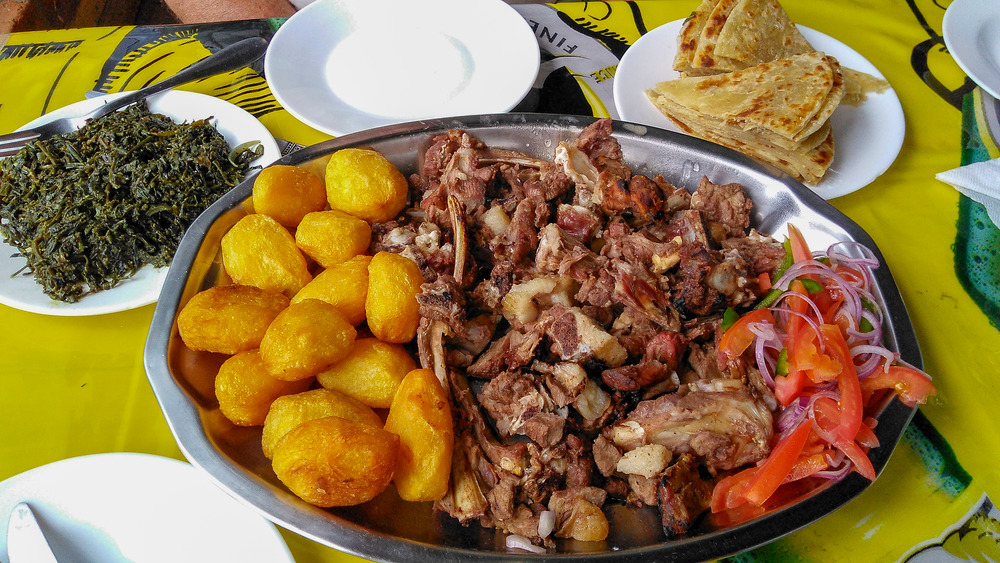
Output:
top-left (97, 36), bottom-right (269, 117)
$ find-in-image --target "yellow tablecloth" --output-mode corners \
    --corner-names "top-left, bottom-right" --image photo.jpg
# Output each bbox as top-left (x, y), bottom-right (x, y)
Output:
top-left (1, 1), bottom-right (998, 562)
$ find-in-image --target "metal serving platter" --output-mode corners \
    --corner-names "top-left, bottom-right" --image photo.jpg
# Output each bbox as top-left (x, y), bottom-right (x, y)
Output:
top-left (143, 114), bottom-right (921, 562)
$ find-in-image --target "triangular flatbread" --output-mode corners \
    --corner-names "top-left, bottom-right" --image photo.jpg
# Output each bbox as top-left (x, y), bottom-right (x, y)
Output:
top-left (675, 0), bottom-right (720, 75)
top-left (651, 52), bottom-right (845, 145)
top-left (689, 0), bottom-right (742, 74)
top-left (714, 0), bottom-right (813, 64)
top-left (653, 105), bottom-right (835, 184)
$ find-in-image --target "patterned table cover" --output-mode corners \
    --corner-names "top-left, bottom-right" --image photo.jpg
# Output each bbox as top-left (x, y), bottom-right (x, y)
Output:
top-left (1, 1), bottom-right (998, 561)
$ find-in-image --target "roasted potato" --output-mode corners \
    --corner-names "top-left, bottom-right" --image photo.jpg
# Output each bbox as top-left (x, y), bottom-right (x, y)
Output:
top-left (365, 251), bottom-right (423, 343)
top-left (221, 214), bottom-right (312, 298)
top-left (252, 164), bottom-right (327, 227)
top-left (557, 498), bottom-right (609, 542)
top-left (294, 210), bottom-right (371, 269)
top-left (262, 388), bottom-right (382, 459)
top-left (259, 299), bottom-right (357, 381)
top-left (271, 416), bottom-right (399, 507)
top-left (215, 350), bottom-right (311, 426)
top-left (315, 337), bottom-right (416, 408)
top-left (291, 255), bottom-right (371, 326)
top-left (177, 284), bottom-right (289, 355)
top-left (325, 148), bottom-right (408, 223)
top-left (383, 369), bottom-right (453, 502)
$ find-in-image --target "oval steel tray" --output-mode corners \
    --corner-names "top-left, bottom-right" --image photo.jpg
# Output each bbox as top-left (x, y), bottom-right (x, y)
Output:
top-left (143, 114), bottom-right (921, 562)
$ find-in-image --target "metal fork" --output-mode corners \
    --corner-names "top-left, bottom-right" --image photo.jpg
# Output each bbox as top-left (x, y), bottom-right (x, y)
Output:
top-left (0, 36), bottom-right (269, 158)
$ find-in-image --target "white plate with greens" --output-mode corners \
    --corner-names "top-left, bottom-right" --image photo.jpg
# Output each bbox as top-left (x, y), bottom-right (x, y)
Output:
top-left (0, 90), bottom-right (278, 316)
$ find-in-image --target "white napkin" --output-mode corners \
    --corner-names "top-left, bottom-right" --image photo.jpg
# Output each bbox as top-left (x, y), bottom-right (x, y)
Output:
top-left (936, 158), bottom-right (1000, 229)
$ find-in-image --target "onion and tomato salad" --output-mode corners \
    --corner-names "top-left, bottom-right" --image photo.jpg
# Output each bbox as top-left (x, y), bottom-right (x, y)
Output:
top-left (711, 224), bottom-right (935, 516)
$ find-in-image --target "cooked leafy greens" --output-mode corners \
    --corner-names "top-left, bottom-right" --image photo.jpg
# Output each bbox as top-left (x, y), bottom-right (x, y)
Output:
top-left (0, 101), bottom-right (251, 303)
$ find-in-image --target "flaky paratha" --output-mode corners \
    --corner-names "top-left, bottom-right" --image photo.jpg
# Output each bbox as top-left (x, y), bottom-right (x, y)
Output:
top-left (840, 67), bottom-right (890, 106)
top-left (675, 0), bottom-right (720, 75)
top-left (714, 0), bottom-right (812, 65)
top-left (689, 0), bottom-right (742, 75)
top-left (654, 105), bottom-right (835, 184)
top-left (650, 52), bottom-right (845, 145)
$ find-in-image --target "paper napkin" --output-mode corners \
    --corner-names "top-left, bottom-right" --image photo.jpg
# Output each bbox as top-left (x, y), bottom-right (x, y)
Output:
top-left (936, 158), bottom-right (1000, 229)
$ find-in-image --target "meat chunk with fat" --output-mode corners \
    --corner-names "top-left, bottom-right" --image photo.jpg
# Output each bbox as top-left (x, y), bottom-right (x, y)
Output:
top-left (690, 176), bottom-right (753, 241)
top-left (611, 383), bottom-right (773, 473)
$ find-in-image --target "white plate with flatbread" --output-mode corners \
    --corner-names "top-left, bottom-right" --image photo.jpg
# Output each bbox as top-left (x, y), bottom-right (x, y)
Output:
top-left (613, 20), bottom-right (905, 199)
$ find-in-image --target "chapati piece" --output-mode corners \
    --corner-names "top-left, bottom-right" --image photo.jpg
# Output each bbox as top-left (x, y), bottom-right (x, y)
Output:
top-left (675, 0), bottom-right (720, 74)
top-left (714, 0), bottom-right (812, 64)
top-left (689, 0), bottom-right (741, 75)
top-left (675, 0), bottom-right (812, 76)
top-left (840, 67), bottom-right (891, 106)
top-left (648, 99), bottom-right (835, 184)
top-left (651, 52), bottom-right (845, 145)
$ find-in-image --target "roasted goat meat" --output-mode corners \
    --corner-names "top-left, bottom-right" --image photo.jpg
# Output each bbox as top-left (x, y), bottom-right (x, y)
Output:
top-left (385, 119), bottom-right (783, 548)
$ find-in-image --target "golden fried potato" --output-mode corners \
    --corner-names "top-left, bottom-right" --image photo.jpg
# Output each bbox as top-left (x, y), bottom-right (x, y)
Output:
top-left (365, 251), bottom-right (423, 343)
top-left (221, 214), bottom-right (312, 298)
top-left (215, 350), bottom-right (311, 426)
top-left (556, 499), bottom-right (609, 542)
top-left (260, 299), bottom-right (357, 381)
top-left (252, 165), bottom-right (327, 227)
top-left (292, 255), bottom-right (371, 326)
top-left (177, 284), bottom-right (289, 354)
top-left (316, 337), bottom-right (416, 408)
top-left (271, 416), bottom-right (399, 507)
top-left (383, 369), bottom-right (453, 501)
top-left (262, 388), bottom-right (382, 459)
top-left (295, 210), bottom-right (372, 269)
top-left (325, 148), bottom-right (408, 223)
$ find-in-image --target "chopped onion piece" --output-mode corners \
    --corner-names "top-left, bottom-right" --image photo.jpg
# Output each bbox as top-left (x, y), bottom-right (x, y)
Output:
top-left (538, 510), bottom-right (556, 538)
top-left (506, 534), bottom-right (546, 554)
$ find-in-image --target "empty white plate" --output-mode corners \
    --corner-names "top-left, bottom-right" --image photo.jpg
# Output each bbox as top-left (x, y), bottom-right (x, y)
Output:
top-left (265, 0), bottom-right (540, 136)
top-left (0, 453), bottom-right (293, 563)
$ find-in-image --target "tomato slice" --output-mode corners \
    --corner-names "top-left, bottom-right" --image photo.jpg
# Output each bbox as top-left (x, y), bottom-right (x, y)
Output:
top-left (854, 421), bottom-right (880, 449)
top-left (860, 364), bottom-right (937, 408)
top-left (789, 326), bottom-right (841, 382)
top-left (834, 438), bottom-right (877, 481)
top-left (744, 422), bottom-right (814, 506)
top-left (774, 369), bottom-right (808, 406)
top-left (787, 223), bottom-right (812, 264)
top-left (784, 279), bottom-right (812, 345)
top-left (718, 308), bottom-right (775, 364)
top-left (818, 324), bottom-right (863, 443)
top-left (711, 466), bottom-right (757, 513)
top-left (784, 452), bottom-right (831, 483)
top-left (757, 272), bottom-right (773, 291)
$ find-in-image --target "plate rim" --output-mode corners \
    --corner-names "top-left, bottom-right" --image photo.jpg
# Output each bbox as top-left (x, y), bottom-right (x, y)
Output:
top-left (0, 90), bottom-right (280, 317)
top-left (263, 0), bottom-right (541, 137)
top-left (612, 19), bottom-right (906, 200)
top-left (943, 0), bottom-right (1000, 99)
top-left (144, 112), bottom-right (922, 562)
top-left (0, 452), bottom-right (294, 563)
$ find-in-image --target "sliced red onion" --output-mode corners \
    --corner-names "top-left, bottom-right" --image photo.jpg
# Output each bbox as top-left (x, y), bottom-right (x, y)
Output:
top-left (506, 534), bottom-right (546, 554)
top-left (851, 344), bottom-right (897, 379)
top-left (754, 336), bottom-right (776, 387)
top-left (538, 510), bottom-right (556, 538)
top-left (814, 461), bottom-right (852, 481)
top-left (826, 241), bottom-right (880, 271)
top-left (776, 396), bottom-right (809, 432)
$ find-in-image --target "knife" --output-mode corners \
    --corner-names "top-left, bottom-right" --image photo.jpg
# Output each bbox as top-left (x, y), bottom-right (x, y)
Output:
top-left (6, 502), bottom-right (58, 563)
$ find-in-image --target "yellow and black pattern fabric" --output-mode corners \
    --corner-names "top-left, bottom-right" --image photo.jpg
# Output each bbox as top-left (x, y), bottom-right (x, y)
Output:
top-left (0, 2), bottom-right (998, 561)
